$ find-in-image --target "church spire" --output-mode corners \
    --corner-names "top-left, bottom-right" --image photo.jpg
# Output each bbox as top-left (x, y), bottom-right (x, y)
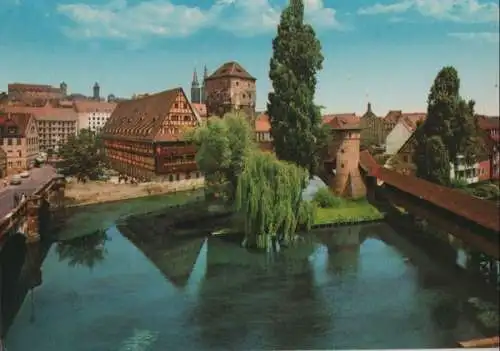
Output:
top-left (203, 65), bottom-right (208, 81)
top-left (192, 68), bottom-right (199, 86)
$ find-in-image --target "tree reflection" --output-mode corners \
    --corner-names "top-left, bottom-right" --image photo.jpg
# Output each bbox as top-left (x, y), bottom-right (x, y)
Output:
top-left (56, 229), bottom-right (109, 269)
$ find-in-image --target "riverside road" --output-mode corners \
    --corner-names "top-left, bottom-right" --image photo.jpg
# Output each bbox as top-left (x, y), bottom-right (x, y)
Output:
top-left (0, 166), bottom-right (56, 219)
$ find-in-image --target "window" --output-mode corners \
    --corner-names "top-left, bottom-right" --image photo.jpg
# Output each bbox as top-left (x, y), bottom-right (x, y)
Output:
top-left (176, 173), bottom-right (180, 181)
top-left (340, 149), bottom-right (345, 153)
top-left (341, 163), bottom-right (345, 168)
top-left (174, 103), bottom-right (179, 108)
top-left (7, 138), bottom-right (12, 146)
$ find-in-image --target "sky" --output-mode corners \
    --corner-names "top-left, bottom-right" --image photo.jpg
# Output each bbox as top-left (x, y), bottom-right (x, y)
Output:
top-left (0, 0), bottom-right (498, 116)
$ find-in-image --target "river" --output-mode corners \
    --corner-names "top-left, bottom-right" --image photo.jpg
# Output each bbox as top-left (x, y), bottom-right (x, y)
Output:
top-left (2, 192), bottom-right (490, 350)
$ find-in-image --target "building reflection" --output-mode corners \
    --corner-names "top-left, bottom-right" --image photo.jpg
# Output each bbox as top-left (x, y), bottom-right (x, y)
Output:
top-left (1, 235), bottom-right (48, 338)
top-left (315, 225), bottom-right (362, 276)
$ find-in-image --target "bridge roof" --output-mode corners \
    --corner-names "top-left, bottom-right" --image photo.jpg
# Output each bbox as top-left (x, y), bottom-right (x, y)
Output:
top-left (374, 167), bottom-right (500, 233)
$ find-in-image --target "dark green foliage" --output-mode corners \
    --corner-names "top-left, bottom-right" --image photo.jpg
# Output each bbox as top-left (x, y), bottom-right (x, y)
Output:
top-left (312, 187), bottom-right (343, 208)
top-left (188, 112), bottom-right (255, 202)
top-left (267, 0), bottom-right (325, 176)
top-left (57, 129), bottom-right (106, 182)
top-left (414, 66), bottom-right (479, 186)
top-left (56, 229), bottom-right (108, 269)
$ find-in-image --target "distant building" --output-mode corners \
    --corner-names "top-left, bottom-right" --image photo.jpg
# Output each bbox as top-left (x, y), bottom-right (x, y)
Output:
top-left (101, 87), bottom-right (201, 181)
top-left (5, 104), bottom-right (77, 154)
top-left (0, 111), bottom-right (39, 175)
top-left (204, 61), bottom-right (257, 118)
top-left (93, 82), bottom-right (100, 100)
top-left (254, 113), bottom-right (273, 152)
top-left (359, 103), bottom-right (385, 146)
top-left (385, 112), bottom-right (426, 155)
top-left (8, 82), bottom-right (64, 102)
top-left (74, 101), bottom-right (116, 133)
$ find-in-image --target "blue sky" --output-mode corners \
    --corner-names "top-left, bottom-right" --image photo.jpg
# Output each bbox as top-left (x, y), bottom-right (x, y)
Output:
top-left (0, 0), bottom-right (498, 115)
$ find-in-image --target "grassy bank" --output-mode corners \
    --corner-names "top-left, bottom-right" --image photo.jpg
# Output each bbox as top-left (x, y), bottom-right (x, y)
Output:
top-left (312, 188), bottom-right (384, 226)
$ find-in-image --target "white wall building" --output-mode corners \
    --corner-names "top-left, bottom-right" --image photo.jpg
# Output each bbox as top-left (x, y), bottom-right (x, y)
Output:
top-left (449, 155), bottom-right (479, 184)
top-left (74, 101), bottom-right (116, 133)
top-left (385, 114), bottom-right (426, 155)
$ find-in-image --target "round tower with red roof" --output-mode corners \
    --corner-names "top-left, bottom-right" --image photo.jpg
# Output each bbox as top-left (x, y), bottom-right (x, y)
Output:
top-left (325, 114), bottom-right (367, 199)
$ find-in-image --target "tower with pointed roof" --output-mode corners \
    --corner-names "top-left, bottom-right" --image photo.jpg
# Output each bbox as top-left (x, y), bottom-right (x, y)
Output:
top-left (204, 61), bottom-right (256, 117)
top-left (201, 65), bottom-right (208, 103)
top-left (191, 68), bottom-right (201, 104)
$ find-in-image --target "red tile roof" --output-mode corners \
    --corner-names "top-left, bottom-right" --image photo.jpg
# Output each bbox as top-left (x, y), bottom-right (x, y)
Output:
top-left (4, 105), bottom-right (77, 121)
top-left (102, 87), bottom-right (197, 142)
top-left (0, 111), bottom-right (33, 136)
top-left (324, 114), bottom-right (361, 130)
top-left (74, 101), bottom-right (117, 114)
top-left (400, 113), bottom-right (426, 132)
top-left (255, 113), bottom-right (271, 132)
top-left (205, 61), bottom-right (256, 81)
top-left (191, 103), bottom-right (207, 118)
top-left (374, 166), bottom-right (500, 233)
top-left (359, 150), bottom-right (380, 175)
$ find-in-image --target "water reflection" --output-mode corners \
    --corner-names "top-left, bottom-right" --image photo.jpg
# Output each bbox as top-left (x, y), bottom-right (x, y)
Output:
top-left (55, 229), bottom-right (109, 269)
top-left (316, 225), bottom-right (362, 276)
top-left (189, 236), bottom-right (332, 350)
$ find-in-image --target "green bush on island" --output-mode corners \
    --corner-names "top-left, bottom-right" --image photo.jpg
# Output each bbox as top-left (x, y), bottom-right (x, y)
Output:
top-left (312, 187), bottom-right (343, 208)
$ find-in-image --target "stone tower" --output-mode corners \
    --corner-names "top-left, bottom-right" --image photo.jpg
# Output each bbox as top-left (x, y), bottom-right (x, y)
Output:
top-left (191, 68), bottom-right (201, 104)
top-left (326, 115), bottom-right (366, 199)
top-left (93, 82), bottom-right (100, 100)
top-left (204, 61), bottom-right (256, 117)
top-left (59, 81), bottom-right (67, 97)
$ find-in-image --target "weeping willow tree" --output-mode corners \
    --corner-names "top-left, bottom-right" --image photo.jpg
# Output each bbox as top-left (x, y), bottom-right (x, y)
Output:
top-left (235, 151), bottom-right (315, 249)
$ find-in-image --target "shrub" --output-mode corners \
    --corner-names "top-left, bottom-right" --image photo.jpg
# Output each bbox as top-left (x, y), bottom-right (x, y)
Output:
top-left (312, 187), bottom-right (343, 208)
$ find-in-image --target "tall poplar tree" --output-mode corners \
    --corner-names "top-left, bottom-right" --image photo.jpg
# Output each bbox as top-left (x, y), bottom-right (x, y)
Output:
top-left (267, 0), bottom-right (324, 176)
top-left (414, 66), bottom-right (478, 185)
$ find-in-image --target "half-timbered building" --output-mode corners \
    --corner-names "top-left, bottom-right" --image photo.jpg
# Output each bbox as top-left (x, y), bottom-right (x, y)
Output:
top-left (102, 88), bottom-right (202, 182)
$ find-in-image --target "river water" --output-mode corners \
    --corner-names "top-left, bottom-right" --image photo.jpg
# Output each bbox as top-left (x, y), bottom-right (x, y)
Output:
top-left (2, 192), bottom-right (489, 350)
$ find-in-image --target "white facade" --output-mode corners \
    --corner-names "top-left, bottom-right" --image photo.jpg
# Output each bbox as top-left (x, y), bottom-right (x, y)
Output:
top-left (449, 155), bottom-right (479, 184)
top-left (74, 101), bottom-right (116, 133)
top-left (385, 121), bottom-right (412, 155)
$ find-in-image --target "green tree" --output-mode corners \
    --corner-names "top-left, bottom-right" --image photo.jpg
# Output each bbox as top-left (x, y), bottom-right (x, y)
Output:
top-left (235, 150), bottom-right (315, 250)
top-left (267, 0), bottom-right (325, 176)
top-left (414, 66), bottom-right (479, 185)
top-left (188, 112), bottom-right (255, 201)
top-left (57, 128), bottom-right (106, 182)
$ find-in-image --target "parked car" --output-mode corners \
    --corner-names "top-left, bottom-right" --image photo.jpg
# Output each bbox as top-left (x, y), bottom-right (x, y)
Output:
top-left (20, 171), bottom-right (30, 178)
top-left (10, 175), bottom-right (22, 185)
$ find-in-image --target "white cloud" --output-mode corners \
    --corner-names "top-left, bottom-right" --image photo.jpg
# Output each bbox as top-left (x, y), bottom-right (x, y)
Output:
top-left (448, 31), bottom-right (500, 43)
top-left (357, 0), bottom-right (499, 23)
top-left (57, 0), bottom-right (342, 40)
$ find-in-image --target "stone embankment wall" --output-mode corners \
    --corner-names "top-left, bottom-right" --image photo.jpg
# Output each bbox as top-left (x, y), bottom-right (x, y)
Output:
top-left (64, 177), bottom-right (205, 207)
